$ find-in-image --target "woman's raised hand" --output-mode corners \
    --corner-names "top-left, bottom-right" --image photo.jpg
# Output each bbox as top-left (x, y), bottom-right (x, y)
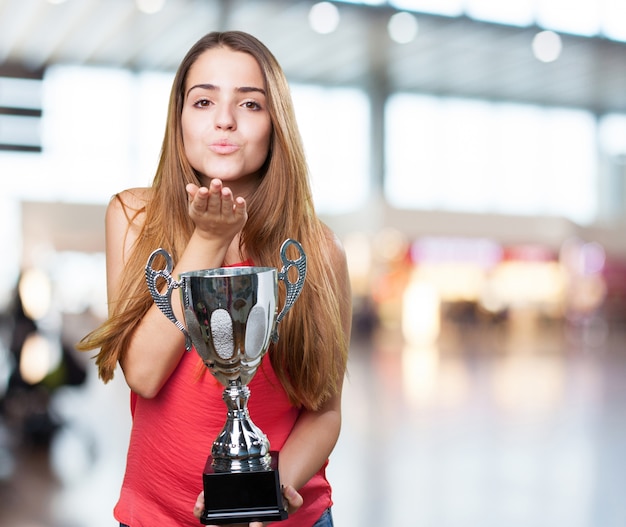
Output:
top-left (186, 179), bottom-right (247, 242)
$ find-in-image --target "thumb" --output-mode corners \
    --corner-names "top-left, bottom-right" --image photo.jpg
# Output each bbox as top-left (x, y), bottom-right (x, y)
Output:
top-left (283, 485), bottom-right (303, 514)
top-left (193, 491), bottom-right (204, 519)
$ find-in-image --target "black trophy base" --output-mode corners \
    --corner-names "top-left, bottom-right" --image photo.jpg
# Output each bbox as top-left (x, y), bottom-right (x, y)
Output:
top-left (200, 451), bottom-right (288, 525)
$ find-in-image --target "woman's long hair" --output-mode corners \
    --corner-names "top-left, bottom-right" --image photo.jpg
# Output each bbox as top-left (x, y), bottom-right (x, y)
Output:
top-left (77, 31), bottom-right (349, 411)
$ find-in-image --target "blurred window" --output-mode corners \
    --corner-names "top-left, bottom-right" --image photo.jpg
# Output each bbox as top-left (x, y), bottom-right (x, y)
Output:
top-left (41, 66), bottom-right (135, 202)
top-left (535, 0), bottom-right (600, 36)
top-left (386, 0), bottom-right (626, 41)
top-left (41, 66), bottom-right (172, 203)
top-left (292, 84), bottom-right (370, 214)
top-left (385, 93), bottom-right (597, 224)
top-left (390, 0), bottom-right (463, 17)
top-left (601, 0), bottom-right (626, 41)
top-left (599, 114), bottom-right (626, 156)
top-left (465, 0), bottom-right (535, 26)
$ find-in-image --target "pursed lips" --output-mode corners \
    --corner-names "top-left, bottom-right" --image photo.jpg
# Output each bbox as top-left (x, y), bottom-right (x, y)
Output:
top-left (209, 140), bottom-right (240, 154)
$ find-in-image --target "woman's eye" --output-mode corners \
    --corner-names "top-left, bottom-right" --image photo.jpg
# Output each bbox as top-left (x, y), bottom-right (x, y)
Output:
top-left (193, 98), bottom-right (211, 108)
top-left (242, 101), bottom-right (261, 110)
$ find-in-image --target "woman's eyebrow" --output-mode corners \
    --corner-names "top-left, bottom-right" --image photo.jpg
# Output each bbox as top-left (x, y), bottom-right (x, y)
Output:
top-left (186, 83), bottom-right (266, 98)
top-left (237, 86), bottom-right (266, 95)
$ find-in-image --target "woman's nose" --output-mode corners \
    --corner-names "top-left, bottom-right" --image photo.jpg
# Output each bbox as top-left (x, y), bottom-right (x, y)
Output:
top-left (214, 105), bottom-right (236, 130)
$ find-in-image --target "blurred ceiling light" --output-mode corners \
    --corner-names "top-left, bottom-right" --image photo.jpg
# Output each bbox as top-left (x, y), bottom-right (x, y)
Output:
top-left (388, 11), bottom-right (419, 43)
top-left (309, 2), bottom-right (341, 34)
top-left (136, 0), bottom-right (166, 14)
top-left (532, 30), bottom-right (562, 63)
top-left (47, 0), bottom-right (68, 4)
top-left (18, 268), bottom-right (52, 320)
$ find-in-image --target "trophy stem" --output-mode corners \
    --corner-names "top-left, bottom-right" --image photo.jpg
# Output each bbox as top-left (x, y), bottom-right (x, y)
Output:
top-left (211, 380), bottom-right (272, 472)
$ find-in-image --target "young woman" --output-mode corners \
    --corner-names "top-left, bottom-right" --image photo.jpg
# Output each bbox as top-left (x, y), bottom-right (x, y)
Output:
top-left (77, 31), bottom-right (351, 527)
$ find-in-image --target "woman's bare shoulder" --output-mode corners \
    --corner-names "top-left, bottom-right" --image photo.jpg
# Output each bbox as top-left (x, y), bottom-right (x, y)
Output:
top-left (111, 187), bottom-right (152, 209)
top-left (107, 187), bottom-right (152, 223)
top-left (320, 223), bottom-right (347, 266)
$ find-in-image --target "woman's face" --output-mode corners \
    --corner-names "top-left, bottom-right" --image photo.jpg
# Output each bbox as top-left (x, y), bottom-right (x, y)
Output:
top-left (181, 47), bottom-right (272, 191)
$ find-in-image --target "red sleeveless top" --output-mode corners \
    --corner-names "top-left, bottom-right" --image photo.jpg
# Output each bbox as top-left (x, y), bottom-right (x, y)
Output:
top-left (113, 265), bottom-right (332, 527)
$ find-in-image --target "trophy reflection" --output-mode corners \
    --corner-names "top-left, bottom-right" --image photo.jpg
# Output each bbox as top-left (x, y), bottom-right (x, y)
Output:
top-left (145, 239), bottom-right (306, 525)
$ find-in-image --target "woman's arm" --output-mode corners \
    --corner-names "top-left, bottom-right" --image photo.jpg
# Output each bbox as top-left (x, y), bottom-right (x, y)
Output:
top-left (278, 230), bottom-right (352, 493)
top-left (278, 390), bottom-right (343, 491)
top-left (107, 180), bottom-right (247, 398)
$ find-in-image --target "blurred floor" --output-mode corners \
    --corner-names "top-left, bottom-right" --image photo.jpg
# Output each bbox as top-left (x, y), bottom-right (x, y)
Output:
top-left (1, 316), bottom-right (626, 527)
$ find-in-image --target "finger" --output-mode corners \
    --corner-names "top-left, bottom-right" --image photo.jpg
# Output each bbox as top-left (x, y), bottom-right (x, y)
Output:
top-left (186, 183), bottom-right (199, 201)
top-left (190, 186), bottom-right (210, 214)
top-left (283, 485), bottom-right (303, 514)
top-left (234, 196), bottom-right (248, 224)
top-left (206, 179), bottom-right (224, 214)
top-left (221, 186), bottom-right (235, 211)
top-left (209, 178), bottom-right (223, 194)
top-left (192, 491), bottom-right (204, 519)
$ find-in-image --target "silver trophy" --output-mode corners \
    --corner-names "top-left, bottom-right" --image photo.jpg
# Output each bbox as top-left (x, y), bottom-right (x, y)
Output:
top-left (145, 239), bottom-right (306, 525)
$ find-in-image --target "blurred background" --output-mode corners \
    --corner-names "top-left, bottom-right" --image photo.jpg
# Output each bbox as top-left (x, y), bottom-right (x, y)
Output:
top-left (1, 0), bottom-right (626, 526)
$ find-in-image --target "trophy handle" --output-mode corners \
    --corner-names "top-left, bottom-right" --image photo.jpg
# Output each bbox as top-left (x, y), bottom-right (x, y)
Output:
top-left (145, 248), bottom-right (192, 351)
top-left (273, 239), bottom-right (307, 342)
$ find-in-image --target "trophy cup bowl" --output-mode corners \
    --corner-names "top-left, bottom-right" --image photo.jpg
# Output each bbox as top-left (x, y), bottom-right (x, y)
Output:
top-left (145, 239), bottom-right (306, 525)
